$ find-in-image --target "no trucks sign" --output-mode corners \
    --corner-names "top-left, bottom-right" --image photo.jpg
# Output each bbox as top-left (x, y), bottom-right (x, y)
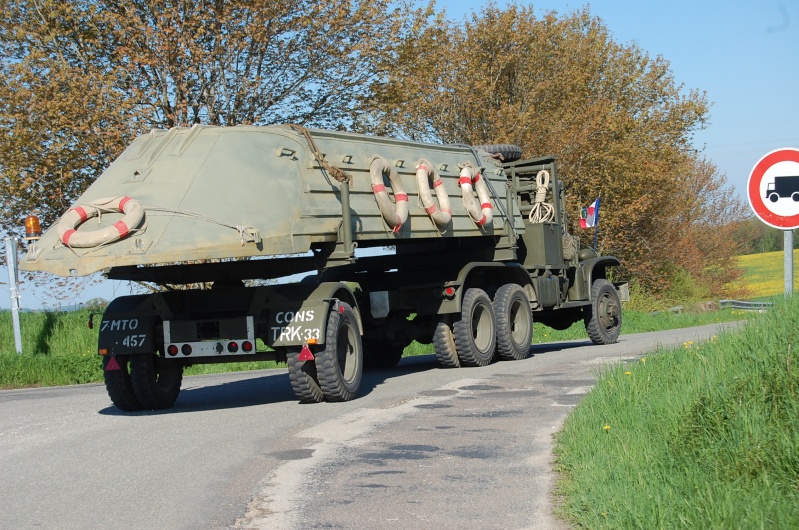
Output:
top-left (748, 148), bottom-right (799, 230)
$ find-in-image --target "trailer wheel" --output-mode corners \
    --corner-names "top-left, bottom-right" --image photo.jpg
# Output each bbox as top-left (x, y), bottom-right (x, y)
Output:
top-left (453, 288), bottom-right (496, 366)
top-left (433, 319), bottom-right (460, 368)
top-left (585, 279), bottom-right (622, 345)
top-left (129, 353), bottom-right (183, 410)
top-left (493, 284), bottom-right (533, 361)
top-left (316, 303), bottom-right (363, 402)
top-left (287, 350), bottom-right (324, 403)
top-left (102, 355), bottom-right (143, 411)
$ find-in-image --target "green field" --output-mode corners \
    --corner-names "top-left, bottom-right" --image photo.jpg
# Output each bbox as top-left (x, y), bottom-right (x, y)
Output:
top-left (736, 249), bottom-right (799, 298)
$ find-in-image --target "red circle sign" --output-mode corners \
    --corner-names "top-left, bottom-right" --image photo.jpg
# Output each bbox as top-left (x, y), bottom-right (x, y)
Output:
top-left (748, 148), bottom-right (799, 230)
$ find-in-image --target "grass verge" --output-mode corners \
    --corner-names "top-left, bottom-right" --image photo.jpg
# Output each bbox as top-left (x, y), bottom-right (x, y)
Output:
top-left (554, 295), bottom-right (799, 528)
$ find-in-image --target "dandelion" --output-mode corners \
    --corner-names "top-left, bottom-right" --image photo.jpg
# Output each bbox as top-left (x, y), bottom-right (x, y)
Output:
top-left (603, 424), bottom-right (611, 432)
top-left (624, 371), bottom-right (631, 376)
top-left (641, 357), bottom-right (647, 364)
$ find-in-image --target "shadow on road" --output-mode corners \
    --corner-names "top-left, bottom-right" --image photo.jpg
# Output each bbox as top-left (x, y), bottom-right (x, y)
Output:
top-left (98, 355), bottom-right (440, 416)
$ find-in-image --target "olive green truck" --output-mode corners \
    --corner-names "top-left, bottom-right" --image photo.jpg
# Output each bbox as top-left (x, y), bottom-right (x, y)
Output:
top-left (21, 125), bottom-right (626, 410)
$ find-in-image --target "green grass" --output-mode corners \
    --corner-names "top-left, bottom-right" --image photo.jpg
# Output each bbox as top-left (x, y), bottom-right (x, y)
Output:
top-left (554, 295), bottom-right (799, 528)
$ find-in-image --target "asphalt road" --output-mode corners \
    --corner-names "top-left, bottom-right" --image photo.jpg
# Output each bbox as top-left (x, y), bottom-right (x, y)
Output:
top-left (1, 323), bottom-right (736, 529)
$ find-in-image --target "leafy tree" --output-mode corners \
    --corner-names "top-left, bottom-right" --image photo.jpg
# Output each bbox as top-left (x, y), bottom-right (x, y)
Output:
top-left (0, 0), bottom-right (427, 235)
top-left (732, 217), bottom-right (798, 254)
top-left (360, 4), bottom-right (745, 295)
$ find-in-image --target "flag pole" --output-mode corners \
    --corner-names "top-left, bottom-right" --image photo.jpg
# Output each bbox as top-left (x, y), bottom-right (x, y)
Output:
top-left (592, 194), bottom-right (601, 251)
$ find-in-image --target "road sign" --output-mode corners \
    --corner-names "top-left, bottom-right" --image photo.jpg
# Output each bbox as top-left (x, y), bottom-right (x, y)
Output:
top-left (748, 148), bottom-right (799, 229)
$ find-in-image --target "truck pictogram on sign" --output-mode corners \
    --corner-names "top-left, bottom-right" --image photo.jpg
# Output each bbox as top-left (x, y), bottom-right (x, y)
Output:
top-left (748, 148), bottom-right (799, 230)
top-left (766, 175), bottom-right (799, 203)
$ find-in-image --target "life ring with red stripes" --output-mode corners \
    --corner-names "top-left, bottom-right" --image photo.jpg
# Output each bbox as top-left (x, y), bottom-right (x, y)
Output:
top-left (369, 155), bottom-right (408, 233)
top-left (56, 196), bottom-right (144, 248)
top-left (458, 165), bottom-right (493, 226)
top-left (415, 158), bottom-right (451, 228)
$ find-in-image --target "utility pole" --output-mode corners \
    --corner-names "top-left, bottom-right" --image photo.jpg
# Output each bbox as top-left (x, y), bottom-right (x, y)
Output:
top-left (4, 236), bottom-right (23, 354)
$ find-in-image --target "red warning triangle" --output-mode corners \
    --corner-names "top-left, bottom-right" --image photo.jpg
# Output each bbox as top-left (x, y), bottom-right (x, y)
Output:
top-left (298, 344), bottom-right (314, 361)
top-left (105, 357), bottom-right (121, 371)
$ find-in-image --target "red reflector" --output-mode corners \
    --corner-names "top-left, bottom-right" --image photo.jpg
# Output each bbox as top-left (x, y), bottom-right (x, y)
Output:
top-left (105, 357), bottom-right (121, 371)
top-left (338, 305), bottom-right (345, 314)
top-left (167, 344), bottom-right (178, 356)
top-left (228, 341), bottom-right (239, 353)
top-left (444, 287), bottom-right (455, 296)
top-left (242, 341), bottom-right (253, 352)
top-left (298, 344), bottom-right (314, 361)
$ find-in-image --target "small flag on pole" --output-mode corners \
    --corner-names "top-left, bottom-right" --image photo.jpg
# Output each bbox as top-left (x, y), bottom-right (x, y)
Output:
top-left (579, 197), bottom-right (600, 229)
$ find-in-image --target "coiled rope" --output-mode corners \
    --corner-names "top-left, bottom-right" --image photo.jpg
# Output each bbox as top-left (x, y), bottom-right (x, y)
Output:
top-left (527, 170), bottom-right (555, 223)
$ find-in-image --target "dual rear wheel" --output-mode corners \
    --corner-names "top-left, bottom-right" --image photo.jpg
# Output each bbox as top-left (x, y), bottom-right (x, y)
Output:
top-left (434, 284), bottom-right (533, 368)
top-left (103, 353), bottom-right (183, 411)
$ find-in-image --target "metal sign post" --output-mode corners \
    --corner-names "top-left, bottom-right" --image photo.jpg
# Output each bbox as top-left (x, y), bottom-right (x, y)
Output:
top-left (4, 236), bottom-right (23, 354)
top-left (786, 230), bottom-right (794, 297)
top-left (748, 148), bottom-right (799, 298)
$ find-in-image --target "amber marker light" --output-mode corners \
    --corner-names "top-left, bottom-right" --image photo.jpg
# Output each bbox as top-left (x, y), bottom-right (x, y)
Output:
top-left (24, 215), bottom-right (42, 241)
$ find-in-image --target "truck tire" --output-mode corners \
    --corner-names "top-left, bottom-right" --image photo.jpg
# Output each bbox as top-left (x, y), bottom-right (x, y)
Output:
top-left (585, 279), bottom-right (622, 345)
top-left (102, 355), bottom-right (143, 412)
top-left (433, 319), bottom-right (460, 368)
top-left (129, 353), bottom-right (183, 410)
top-left (493, 284), bottom-right (533, 361)
top-left (453, 288), bottom-right (496, 366)
top-left (287, 350), bottom-right (324, 403)
top-left (473, 144), bottom-right (523, 163)
top-left (316, 303), bottom-right (363, 402)
top-left (363, 338), bottom-right (405, 370)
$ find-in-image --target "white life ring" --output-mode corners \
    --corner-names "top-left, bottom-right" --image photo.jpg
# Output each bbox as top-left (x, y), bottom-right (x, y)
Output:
top-left (56, 196), bottom-right (144, 248)
top-left (458, 165), bottom-right (493, 226)
top-left (370, 155), bottom-right (408, 233)
top-left (415, 158), bottom-right (451, 228)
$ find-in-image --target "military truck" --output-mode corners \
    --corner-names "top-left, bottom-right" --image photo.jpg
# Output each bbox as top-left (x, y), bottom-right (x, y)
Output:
top-left (21, 125), bottom-right (626, 410)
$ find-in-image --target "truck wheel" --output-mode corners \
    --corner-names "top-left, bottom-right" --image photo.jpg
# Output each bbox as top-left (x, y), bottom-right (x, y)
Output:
top-left (793, 192), bottom-right (799, 202)
top-left (129, 353), bottom-right (183, 410)
top-left (493, 284), bottom-right (533, 361)
top-left (287, 350), bottom-right (324, 403)
top-left (585, 279), bottom-right (622, 345)
top-left (473, 144), bottom-right (523, 163)
top-left (769, 192), bottom-right (779, 203)
top-left (102, 355), bottom-right (143, 412)
top-left (316, 303), bottom-right (363, 402)
top-left (453, 288), bottom-right (496, 366)
top-left (433, 319), bottom-right (460, 368)
top-left (363, 338), bottom-right (405, 370)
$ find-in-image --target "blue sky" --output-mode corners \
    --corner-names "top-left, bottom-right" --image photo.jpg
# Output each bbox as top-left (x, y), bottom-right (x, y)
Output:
top-left (2, 0), bottom-right (797, 310)
top-left (442, 0), bottom-right (799, 200)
